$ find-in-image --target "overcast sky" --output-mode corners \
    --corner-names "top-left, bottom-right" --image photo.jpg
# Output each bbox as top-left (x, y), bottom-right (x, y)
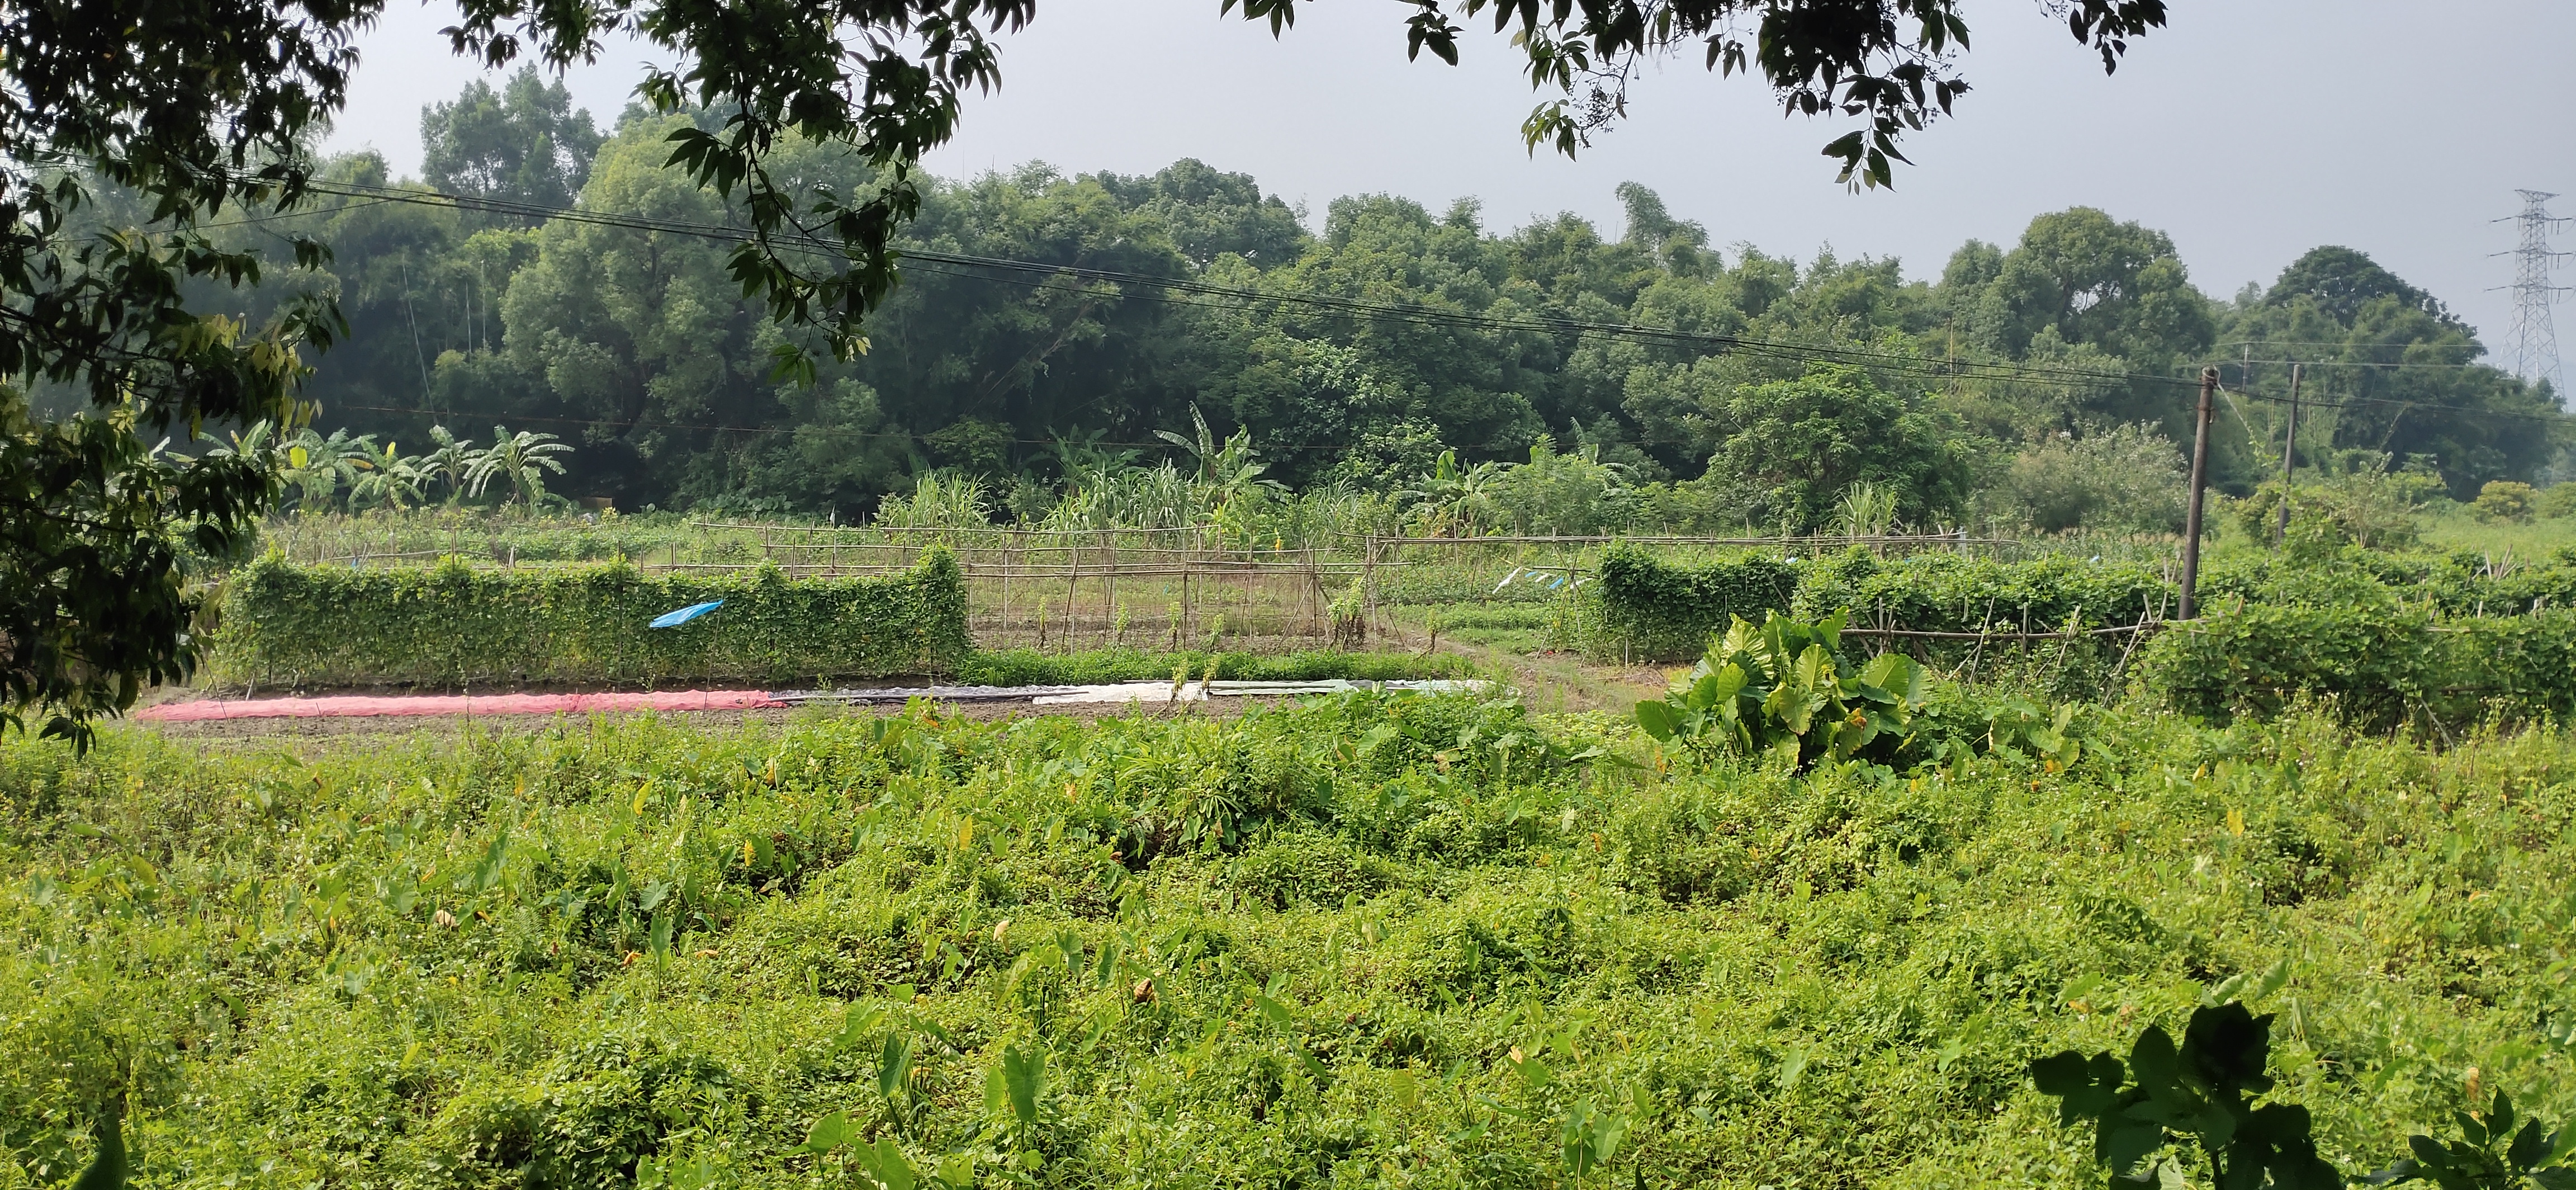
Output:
top-left (327, 1), bottom-right (2575, 377)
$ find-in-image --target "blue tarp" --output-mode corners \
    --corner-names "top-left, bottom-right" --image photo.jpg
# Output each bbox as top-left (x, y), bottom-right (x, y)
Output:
top-left (649, 599), bottom-right (724, 629)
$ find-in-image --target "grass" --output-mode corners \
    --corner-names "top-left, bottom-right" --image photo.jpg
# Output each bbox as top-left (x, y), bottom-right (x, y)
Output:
top-left (951, 648), bottom-right (1478, 687)
top-left (4, 692), bottom-right (2574, 1188)
top-left (1386, 603), bottom-right (1564, 656)
top-left (2418, 503), bottom-right (2576, 559)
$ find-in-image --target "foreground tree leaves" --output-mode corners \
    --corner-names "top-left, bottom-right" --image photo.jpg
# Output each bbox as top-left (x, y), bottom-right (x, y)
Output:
top-left (1227, 1), bottom-right (2167, 187)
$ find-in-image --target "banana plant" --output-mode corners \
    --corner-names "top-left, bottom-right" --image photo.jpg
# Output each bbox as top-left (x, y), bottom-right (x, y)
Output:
top-left (1633, 610), bottom-right (1927, 772)
top-left (418, 426), bottom-right (477, 506)
top-left (348, 442), bottom-right (428, 511)
top-left (1398, 449), bottom-right (1501, 539)
top-left (278, 427), bottom-right (380, 511)
top-left (1155, 403), bottom-right (1281, 511)
top-left (465, 425), bottom-right (572, 507)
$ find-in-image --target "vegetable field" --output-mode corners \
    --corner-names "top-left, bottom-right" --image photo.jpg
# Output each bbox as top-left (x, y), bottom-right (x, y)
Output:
top-left (6, 689), bottom-right (2574, 1188)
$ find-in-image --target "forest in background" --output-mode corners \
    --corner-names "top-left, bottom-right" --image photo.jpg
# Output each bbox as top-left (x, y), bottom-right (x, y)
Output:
top-left (113, 68), bottom-right (2561, 533)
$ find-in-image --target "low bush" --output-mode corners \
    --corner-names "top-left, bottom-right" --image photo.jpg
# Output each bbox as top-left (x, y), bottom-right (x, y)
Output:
top-left (2136, 603), bottom-right (2576, 733)
top-left (211, 548), bottom-right (970, 689)
top-left (1585, 546), bottom-right (2165, 663)
top-left (1590, 542), bottom-right (2576, 664)
top-left (1586, 543), bottom-right (1798, 662)
top-left (1792, 549), bottom-right (2172, 635)
top-left (2473, 480), bottom-right (2540, 524)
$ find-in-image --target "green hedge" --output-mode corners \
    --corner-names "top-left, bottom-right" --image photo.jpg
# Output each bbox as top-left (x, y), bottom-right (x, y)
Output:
top-left (2137, 605), bottom-right (2576, 732)
top-left (1791, 550), bottom-right (2172, 635)
top-left (212, 549), bottom-right (970, 689)
top-left (1587, 545), bottom-right (2164, 662)
top-left (1586, 544), bottom-right (1799, 662)
top-left (1587, 542), bottom-right (2576, 664)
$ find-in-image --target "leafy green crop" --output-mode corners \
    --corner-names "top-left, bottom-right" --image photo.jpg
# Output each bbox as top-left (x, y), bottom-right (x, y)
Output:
top-left (1634, 611), bottom-right (1926, 772)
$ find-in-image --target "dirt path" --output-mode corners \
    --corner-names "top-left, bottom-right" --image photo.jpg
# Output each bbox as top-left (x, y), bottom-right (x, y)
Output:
top-left (1371, 613), bottom-right (1670, 715)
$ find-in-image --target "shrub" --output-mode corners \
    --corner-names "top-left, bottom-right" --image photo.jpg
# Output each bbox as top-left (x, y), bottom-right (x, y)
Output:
top-left (10, 692), bottom-right (2576, 1188)
top-left (1585, 544), bottom-right (1798, 662)
top-left (2135, 603), bottom-right (2576, 732)
top-left (1993, 424), bottom-right (2187, 535)
top-left (212, 547), bottom-right (970, 688)
top-left (2540, 483), bottom-right (2576, 520)
top-left (2227, 472), bottom-right (2422, 551)
top-left (2473, 480), bottom-right (2539, 523)
top-left (1792, 549), bottom-right (2170, 635)
top-left (1706, 363), bottom-right (1976, 531)
top-left (1634, 611), bottom-right (1929, 772)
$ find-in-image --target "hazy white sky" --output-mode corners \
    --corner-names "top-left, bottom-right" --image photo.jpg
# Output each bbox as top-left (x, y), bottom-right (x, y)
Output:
top-left (328, 1), bottom-right (2576, 372)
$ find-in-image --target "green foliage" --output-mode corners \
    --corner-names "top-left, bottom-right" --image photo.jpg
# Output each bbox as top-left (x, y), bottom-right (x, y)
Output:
top-left (2135, 605), bottom-right (2576, 733)
top-left (1707, 364), bottom-right (1977, 532)
top-left (2228, 471), bottom-right (2427, 554)
top-left (1794, 549), bottom-right (2171, 635)
top-left (213, 548), bottom-right (970, 688)
top-left (3, 402), bottom-right (255, 749)
top-left (2232, 247), bottom-right (2562, 498)
top-left (2370, 1092), bottom-right (2576, 1189)
top-left (1634, 611), bottom-right (1928, 772)
top-left (1992, 424), bottom-right (2188, 536)
top-left (2476, 483), bottom-right (2541, 525)
top-left (421, 65), bottom-right (604, 215)
top-left (0, 0), bottom-right (349, 748)
top-left (2039, 1005), bottom-right (2576, 1190)
top-left (10, 688), bottom-right (2576, 1186)
top-left (2031, 999), bottom-right (2341, 1188)
top-left (1585, 545), bottom-right (2168, 663)
top-left (1588, 544), bottom-right (1799, 662)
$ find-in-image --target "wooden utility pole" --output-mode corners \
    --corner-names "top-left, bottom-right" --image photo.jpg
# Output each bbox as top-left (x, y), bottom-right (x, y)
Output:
top-left (2275, 363), bottom-right (2302, 544)
top-left (2180, 366), bottom-right (2217, 620)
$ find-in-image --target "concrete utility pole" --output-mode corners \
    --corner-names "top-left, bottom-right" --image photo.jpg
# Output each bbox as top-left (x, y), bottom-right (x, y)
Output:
top-left (2181, 366), bottom-right (2217, 620)
top-left (2276, 363), bottom-right (2301, 545)
top-left (2499, 190), bottom-right (2572, 400)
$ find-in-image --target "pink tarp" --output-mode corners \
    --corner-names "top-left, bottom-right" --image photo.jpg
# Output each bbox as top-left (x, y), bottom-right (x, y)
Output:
top-left (138, 690), bottom-right (785, 722)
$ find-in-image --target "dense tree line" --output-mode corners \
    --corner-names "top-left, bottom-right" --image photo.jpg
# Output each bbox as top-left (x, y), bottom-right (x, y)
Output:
top-left (206, 72), bottom-right (2559, 528)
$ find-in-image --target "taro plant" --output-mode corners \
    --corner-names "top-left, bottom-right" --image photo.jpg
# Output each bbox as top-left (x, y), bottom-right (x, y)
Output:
top-left (2034, 995), bottom-right (2576, 1189)
top-left (2030, 999), bottom-right (2340, 1188)
top-left (1978, 696), bottom-right (2087, 770)
top-left (1633, 610), bottom-right (1927, 772)
top-left (2369, 1092), bottom-right (2576, 1189)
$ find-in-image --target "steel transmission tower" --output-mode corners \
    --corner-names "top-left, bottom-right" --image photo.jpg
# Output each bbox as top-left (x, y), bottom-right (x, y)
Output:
top-left (2499, 190), bottom-right (2572, 399)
